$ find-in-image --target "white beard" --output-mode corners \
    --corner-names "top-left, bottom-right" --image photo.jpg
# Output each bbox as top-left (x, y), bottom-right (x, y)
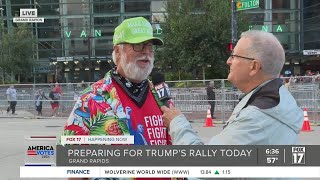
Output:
top-left (119, 53), bottom-right (154, 82)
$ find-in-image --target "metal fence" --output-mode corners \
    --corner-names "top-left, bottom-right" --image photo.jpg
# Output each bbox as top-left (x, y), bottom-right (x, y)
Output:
top-left (0, 76), bottom-right (319, 124)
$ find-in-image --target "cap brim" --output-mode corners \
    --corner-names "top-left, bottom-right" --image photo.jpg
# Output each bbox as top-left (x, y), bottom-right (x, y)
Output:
top-left (124, 36), bottom-right (164, 46)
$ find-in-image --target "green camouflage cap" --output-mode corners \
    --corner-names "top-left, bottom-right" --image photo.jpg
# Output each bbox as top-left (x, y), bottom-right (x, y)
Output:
top-left (113, 17), bottom-right (163, 46)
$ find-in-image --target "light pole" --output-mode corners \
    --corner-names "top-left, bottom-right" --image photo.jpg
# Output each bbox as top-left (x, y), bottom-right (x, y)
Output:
top-left (0, 7), bottom-right (4, 84)
top-left (231, 0), bottom-right (238, 46)
top-left (87, 0), bottom-right (93, 82)
top-left (0, 7), bottom-right (4, 42)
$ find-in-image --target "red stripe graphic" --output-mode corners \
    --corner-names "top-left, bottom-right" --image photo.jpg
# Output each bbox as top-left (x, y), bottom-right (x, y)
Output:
top-left (30, 136), bottom-right (56, 138)
top-left (27, 150), bottom-right (37, 155)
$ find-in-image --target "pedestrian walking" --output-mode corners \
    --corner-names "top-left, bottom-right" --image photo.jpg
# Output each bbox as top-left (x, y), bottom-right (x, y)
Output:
top-left (6, 85), bottom-right (17, 115)
top-left (206, 81), bottom-right (216, 118)
top-left (49, 86), bottom-right (60, 117)
top-left (35, 89), bottom-right (48, 116)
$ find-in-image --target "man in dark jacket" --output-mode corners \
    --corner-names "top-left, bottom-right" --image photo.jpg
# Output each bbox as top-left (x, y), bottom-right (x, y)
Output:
top-left (206, 81), bottom-right (215, 118)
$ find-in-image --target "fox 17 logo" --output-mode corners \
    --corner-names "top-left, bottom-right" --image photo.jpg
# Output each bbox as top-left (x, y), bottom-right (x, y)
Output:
top-left (27, 146), bottom-right (54, 158)
top-left (292, 147), bottom-right (305, 165)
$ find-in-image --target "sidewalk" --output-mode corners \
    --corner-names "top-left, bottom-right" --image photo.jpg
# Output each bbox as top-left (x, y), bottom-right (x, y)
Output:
top-left (0, 110), bottom-right (35, 119)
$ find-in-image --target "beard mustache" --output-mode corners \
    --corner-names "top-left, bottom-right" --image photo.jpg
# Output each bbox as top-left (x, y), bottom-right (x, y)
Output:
top-left (119, 54), bottom-right (154, 82)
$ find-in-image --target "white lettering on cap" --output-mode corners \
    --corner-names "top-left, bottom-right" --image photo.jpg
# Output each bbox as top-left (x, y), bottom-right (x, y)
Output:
top-left (132, 28), bottom-right (146, 34)
top-left (128, 20), bottom-right (151, 28)
top-left (131, 28), bottom-right (153, 35)
top-left (114, 31), bottom-right (124, 41)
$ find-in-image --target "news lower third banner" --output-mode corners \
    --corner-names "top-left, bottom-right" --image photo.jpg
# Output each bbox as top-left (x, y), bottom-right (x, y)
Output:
top-left (21, 143), bottom-right (320, 178)
top-left (56, 145), bottom-right (320, 166)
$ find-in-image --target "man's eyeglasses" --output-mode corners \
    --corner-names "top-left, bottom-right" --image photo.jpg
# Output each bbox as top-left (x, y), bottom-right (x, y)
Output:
top-left (229, 54), bottom-right (255, 60)
top-left (126, 42), bottom-right (155, 52)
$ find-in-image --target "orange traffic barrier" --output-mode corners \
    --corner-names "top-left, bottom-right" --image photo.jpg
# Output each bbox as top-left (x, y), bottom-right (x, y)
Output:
top-left (301, 108), bottom-right (313, 132)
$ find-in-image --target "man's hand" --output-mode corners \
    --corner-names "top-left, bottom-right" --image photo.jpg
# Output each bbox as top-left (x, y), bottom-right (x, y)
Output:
top-left (161, 104), bottom-right (182, 128)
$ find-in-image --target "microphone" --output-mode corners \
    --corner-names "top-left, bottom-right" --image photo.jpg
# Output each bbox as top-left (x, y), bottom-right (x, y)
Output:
top-left (151, 72), bottom-right (172, 107)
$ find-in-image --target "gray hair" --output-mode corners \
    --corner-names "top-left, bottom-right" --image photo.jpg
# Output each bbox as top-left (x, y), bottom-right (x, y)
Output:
top-left (240, 30), bottom-right (285, 77)
top-left (209, 81), bottom-right (214, 87)
top-left (112, 44), bottom-right (124, 65)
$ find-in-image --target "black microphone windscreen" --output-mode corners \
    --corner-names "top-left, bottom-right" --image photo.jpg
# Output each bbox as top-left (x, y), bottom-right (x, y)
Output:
top-left (151, 72), bottom-right (165, 85)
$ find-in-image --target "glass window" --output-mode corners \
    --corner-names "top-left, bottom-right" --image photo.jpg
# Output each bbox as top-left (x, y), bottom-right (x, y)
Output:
top-left (125, 1), bottom-right (150, 12)
top-left (93, 1), bottom-right (120, 13)
top-left (275, 33), bottom-right (299, 51)
top-left (61, 3), bottom-right (90, 15)
top-left (304, 15), bottom-right (320, 31)
top-left (303, 3), bottom-right (320, 19)
top-left (304, 41), bottom-right (320, 50)
top-left (38, 41), bottom-right (62, 51)
top-left (38, 49), bottom-right (63, 59)
top-left (38, 27), bottom-right (61, 38)
top-left (304, 29), bottom-right (320, 43)
top-left (38, 19), bottom-right (60, 28)
top-left (94, 16), bottom-right (118, 26)
top-left (38, 4), bottom-right (60, 16)
top-left (39, 50), bottom-right (56, 59)
top-left (272, 13), bottom-right (290, 24)
top-left (272, 0), bottom-right (296, 9)
top-left (95, 38), bottom-right (112, 49)
top-left (11, 5), bottom-right (30, 16)
top-left (95, 47), bottom-right (112, 56)
top-left (247, 13), bottom-right (265, 24)
top-left (95, 48), bottom-right (111, 56)
top-left (62, 17), bottom-right (90, 29)
top-left (64, 39), bottom-right (89, 56)
top-left (304, 0), bottom-right (320, 8)
top-left (36, 0), bottom-right (59, 4)
top-left (10, 0), bottom-right (30, 5)
top-left (38, 40), bottom-right (62, 58)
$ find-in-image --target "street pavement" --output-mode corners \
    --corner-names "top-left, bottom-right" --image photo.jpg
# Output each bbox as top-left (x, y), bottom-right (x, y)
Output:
top-left (1, 111), bottom-right (319, 180)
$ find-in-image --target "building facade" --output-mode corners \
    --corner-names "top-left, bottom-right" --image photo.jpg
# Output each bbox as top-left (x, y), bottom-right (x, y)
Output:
top-left (244, 0), bottom-right (301, 76)
top-left (0, 0), bottom-right (165, 83)
top-left (301, 0), bottom-right (320, 72)
top-left (244, 0), bottom-right (320, 76)
top-left (0, 0), bottom-right (319, 82)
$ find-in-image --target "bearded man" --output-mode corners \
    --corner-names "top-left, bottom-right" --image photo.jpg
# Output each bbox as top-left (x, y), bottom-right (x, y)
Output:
top-left (63, 17), bottom-right (171, 148)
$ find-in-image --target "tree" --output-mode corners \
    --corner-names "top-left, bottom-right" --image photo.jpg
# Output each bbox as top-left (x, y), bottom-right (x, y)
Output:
top-left (0, 23), bottom-right (35, 83)
top-left (155, 0), bottom-right (248, 80)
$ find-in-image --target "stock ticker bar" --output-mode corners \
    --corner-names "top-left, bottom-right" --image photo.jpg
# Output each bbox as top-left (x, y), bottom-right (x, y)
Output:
top-left (55, 145), bottom-right (320, 166)
top-left (20, 145), bottom-right (320, 178)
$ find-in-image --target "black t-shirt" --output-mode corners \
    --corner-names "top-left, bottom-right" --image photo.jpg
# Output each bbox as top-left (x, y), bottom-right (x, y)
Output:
top-left (49, 91), bottom-right (60, 104)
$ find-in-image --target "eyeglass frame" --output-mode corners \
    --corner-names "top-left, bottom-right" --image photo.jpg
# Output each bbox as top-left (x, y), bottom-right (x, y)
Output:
top-left (229, 51), bottom-right (255, 61)
top-left (121, 42), bottom-right (156, 52)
